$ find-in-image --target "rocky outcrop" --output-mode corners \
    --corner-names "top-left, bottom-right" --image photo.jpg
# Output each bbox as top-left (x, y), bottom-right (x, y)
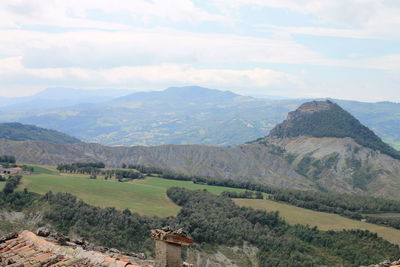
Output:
top-left (269, 100), bottom-right (335, 138)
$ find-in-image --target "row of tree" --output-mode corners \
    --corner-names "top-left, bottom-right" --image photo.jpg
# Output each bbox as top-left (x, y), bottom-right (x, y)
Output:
top-left (56, 162), bottom-right (105, 173)
top-left (0, 174), bottom-right (37, 211)
top-left (2, 175), bottom-right (22, 195)
top-left (102, 169), bottom-right (144, 181)
top-left (57, 162), bottom-right (144, 181)
top-left (221, 190), bottom-right (263, 199)
top-left (0, 155), bottom-right (16, 164)
top-left (122, 164), bottom-right (164, 175)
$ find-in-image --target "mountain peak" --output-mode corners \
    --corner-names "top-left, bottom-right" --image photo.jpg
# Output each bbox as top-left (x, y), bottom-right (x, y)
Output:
top-left (268, 100), bottom-right (400, 160)
top-left (164, 86), bottom-right (238, 97)
top-left (296, 100), bottom-right (334, 113)
top-left (114, 85), bottom-right (240, 104)
top-left (286, 100), bottom-right (334, 121)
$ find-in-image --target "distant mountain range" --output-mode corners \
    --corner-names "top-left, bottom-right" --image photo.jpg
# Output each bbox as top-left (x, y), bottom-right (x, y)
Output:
top-left (1, 86), bottom-right (399, 149)
top-left (0, 88), bottom-right (134, 111)
top-left (0, 122), bottom-right (81, 144)
top-left (0, 100), bottom-right (399, 199)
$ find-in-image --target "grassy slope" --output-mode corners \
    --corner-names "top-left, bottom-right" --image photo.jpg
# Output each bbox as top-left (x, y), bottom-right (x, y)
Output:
top-left (20, 166), bottom-right (247, 217)
top-left (235, 198), bottom-right (400, 245)
top-left (31, 165), bottom-right (58, 175)
top-left (0, 181), bottom-right (4, 191)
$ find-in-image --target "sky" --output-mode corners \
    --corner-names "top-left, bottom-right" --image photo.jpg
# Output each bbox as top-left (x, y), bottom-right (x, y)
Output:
top-left (0, 0), bottom-right (400, 102)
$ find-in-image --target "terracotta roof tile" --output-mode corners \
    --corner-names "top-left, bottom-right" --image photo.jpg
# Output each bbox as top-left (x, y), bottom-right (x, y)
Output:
top-left (0, 231), bottom-right (153, 267)
top-left (104, 257), bottom-right (117, 263)
top-left (115, 260), bottom-right (129, 266)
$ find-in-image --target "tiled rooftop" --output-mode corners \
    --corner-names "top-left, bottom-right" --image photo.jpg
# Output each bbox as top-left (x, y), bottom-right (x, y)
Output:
top-left (0, 230), bottom-right (154, 267)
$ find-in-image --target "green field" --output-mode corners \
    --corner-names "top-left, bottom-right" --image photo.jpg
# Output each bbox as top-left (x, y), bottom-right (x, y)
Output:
top-left (0, 181), bottom-right (4, 191)
top-left (20, 166), bottom-right (247, 217)
top-left (18, 165), bottom-right (400, 245)
top-left (31, 165), bottom-right (58, 175)
top-left (235, 198), bottom-right (400, 245)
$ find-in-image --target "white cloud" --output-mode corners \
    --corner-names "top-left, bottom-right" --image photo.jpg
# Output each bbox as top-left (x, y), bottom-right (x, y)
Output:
top-left (0, 56), bottom-right (302, 96)
top-left (0, 0), bottom-right (398, 101)
top-left (255, 25), bottom-right (375, 39)
top-left (213, 0), bottom-right (400, 40)
top-left (0, 0), bottom-right (231, 29)
top-left (0, 28), bottom-right (321, 69)
top-left (213, 0), bottom-right (378, 25)
top-left (1, 56), bottom-right (399, 101)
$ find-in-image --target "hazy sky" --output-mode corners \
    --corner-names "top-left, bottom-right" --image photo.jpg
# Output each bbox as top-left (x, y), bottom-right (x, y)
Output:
top-left (1, 0), bottom-right (400, 101)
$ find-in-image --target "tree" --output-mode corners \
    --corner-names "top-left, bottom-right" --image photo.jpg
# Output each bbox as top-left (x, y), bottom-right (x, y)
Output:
top-left (90, 172), bottom-right (97, 179)
top-left (255, 191), bottom-right (263, 199)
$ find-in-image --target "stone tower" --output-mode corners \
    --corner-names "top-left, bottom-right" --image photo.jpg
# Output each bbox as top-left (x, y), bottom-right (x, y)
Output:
top-left (151, 227), bottom-right (194, 267)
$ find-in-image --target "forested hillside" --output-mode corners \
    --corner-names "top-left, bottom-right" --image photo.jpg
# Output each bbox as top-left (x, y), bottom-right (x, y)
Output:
top-left (0, 122), bottom-right (81, 144)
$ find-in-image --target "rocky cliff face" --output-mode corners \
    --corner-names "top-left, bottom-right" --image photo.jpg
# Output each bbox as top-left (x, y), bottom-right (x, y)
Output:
top-left (266, 136), bottom-right (400, 198)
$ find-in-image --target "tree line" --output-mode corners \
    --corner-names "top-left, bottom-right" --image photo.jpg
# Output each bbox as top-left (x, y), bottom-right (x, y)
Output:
top-left (0, 174), bottom-right (38, 211)
top-left (221, 190), bottom-right (263, 199)
top-left (57, 162), bottom-right (105, 173)
top-left (0, 155), bottom-right (16, 164)
top-left (102, 169), bottom-right (144, 181)
top-left (57, 162), bottom-right (144, 181)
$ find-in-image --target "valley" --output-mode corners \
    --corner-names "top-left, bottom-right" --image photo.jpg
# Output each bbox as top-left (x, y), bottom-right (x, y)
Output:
top-left (12, 164), bottom-right (400, 246)
top-left (2, 158), bottom-right (400, 266)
